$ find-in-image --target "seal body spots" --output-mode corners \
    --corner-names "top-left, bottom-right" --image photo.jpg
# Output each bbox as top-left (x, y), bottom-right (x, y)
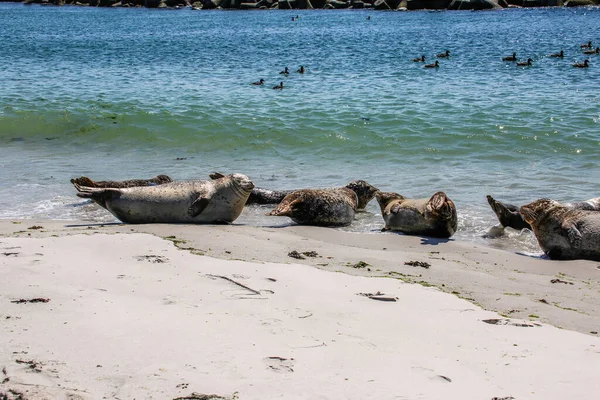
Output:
top-left (376, 191), bottom-right (458, 238)
top-left (267, 188), bottom-right (358, 227)
top-left (520, 199), bottom-right (600, 261)
top-left (70, 175), bottom-right (172, 188)
top-left (73, 173), bottom-right (254, 224)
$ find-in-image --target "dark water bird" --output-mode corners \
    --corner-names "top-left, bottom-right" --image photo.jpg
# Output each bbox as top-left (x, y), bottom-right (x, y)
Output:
top-left (580, 41), bottom-right (592, 49)
top-left (516, 58), bottom-right (532, 67)
top-left (273, 81), bottom-right (284, 89)
top-left (366, 16), bottom-right (371, 20)
top-left (583, 47), bottom-right (600, 55)
top-left (550, 50), bottom-right (564, 58)
top-left (252, 78), bottom-right (265, 86)
top-left (573, 59), bottom-right (590, 68)
top-left (424, 60), bottom-right (439, 68)
top-left (436, 50), bottom-right (450, 58)
top-left (297, 65), bottom-right (305, 73)
top-left (279, 67), bottom-right (289, 75)
top-left (412, 55), bottom-right (426, 62)
top-left (502, 52), bottom-right (517, 62)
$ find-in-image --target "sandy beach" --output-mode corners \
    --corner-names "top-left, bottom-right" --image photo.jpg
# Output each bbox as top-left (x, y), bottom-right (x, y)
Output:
top-left (1, 219), bottom-right (599, 399)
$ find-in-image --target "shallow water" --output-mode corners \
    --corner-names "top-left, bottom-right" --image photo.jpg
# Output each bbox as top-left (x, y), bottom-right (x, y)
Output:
top-left (1, 5), bottom-right (599, 255)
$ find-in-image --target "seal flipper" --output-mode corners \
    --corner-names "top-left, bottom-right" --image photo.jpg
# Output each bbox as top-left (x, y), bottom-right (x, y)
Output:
top-left (563, 222), bottom-right (582, 249)
top-left (188, 196), bottom-right (211, 217)
top-left (74, 185), bottom-right (120, 209)
top-left (486, 195), bottom-right (531, 231)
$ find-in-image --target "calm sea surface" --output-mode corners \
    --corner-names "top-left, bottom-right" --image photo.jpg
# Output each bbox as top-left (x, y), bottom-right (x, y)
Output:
top-left (1, 4), bottom-right (599, 255)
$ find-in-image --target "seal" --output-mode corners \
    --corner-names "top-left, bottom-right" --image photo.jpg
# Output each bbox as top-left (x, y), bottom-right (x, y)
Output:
top-left (243, 179), bottom-right (378, 209)
top-left (73, 173), bottom-right (254, 224)
top-left (487, 195), bottom-right (600, 231)
top-left (70, 175), bottom-right (172, 188)
top-left (376, 191), bottom-right (458, 238)
top-left (520, 199), bottom-right (600, 261)
top-left (266, 187), bottom-right (358, 227)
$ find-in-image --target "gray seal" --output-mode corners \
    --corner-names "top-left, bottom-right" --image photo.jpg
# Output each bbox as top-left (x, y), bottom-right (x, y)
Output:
top-left (376, 191), bottom-right (458, 238)
top-left (487, 195), bottom-right (600, 231)
top-left (266, 187), bottom-right (358, 227)
top-left (520, 199), bottom-right (600, 261)
top-left (73, 173), bottom-right (254, 224)
top-left (70, 175), bottom-right (172, 188)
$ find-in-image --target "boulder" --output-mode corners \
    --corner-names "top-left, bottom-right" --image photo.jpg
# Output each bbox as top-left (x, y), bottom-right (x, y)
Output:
top-left (406, 0), bottom-right (451, 8)
top-left (565, 0), bottom-right (595, 5)
top-left (374, 0), bottom-right (401, 8)
top-left (447, 0), bottom-right (503, 9)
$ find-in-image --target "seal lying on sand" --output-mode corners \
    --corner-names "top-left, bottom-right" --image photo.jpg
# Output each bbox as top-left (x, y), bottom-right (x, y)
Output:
top-left (266, 188), bottom-right (359, 227)
top-left (70, 175), bottom-right (172, 188)
top-left (73, 173), bottom-right (254, 224)
top-left (487, 195), bottom-right (600, 231)
top-left (520, 199), bottom-right (600, 261)
top-left (211, 175), bottom-right (378, 209)
top-left (376, 191), bottom-right (458, 238)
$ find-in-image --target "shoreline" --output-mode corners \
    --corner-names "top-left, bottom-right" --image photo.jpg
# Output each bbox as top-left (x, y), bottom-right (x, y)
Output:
top-left (2, 219), bottom-right (598, 335)
top-left (1, 218), bottom-right (599, 399)
top-left (6, 0), bottom-right (599, 11)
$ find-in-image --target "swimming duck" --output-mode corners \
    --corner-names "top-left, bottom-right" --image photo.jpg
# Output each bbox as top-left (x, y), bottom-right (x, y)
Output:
top-left (502, 52), bottom-right (517, 62)
top-left (412, 55), bottom-right (425, 62)
top-left (252, 79), bottom-right (265, 86)
top-left (583, 47), bottom-right (600, 55)
top-left (424, 60), bottom-right (439, 68)
top-left (279, 67), bottom-right (289, 75)
top-left (273, 81), bottom-right (284, 89)
top-left (572, 59), bottom-right (589, 68)
top-left (297, 65), bottom-right (305, 73)
top-left (550, 50), bottom-right (564, 58)
top-left (516, 58), bottom-right (532, 67)
top-left (580, 41), bottom-right (592, 49)
top-left (436, 50), bottom-right (450, 58)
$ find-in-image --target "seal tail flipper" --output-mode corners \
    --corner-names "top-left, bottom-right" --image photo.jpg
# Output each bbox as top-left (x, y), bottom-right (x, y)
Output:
top-left (74, 185), bottom-right (120, 209)
top-left (188, 196), bottom-right (211, 218)
top-left (487, 195), bottom-right (531, 230)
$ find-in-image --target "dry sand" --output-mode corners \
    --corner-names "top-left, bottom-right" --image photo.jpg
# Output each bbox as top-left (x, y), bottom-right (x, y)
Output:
top-left (1, 219), bottom-right (599, 399)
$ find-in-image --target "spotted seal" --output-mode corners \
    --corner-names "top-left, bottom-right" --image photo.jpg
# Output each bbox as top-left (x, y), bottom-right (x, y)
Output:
top-left (520, 199), bottom-right (600, 261)
top-left (70, 175), bottom-right (172, 188)
top-left (376, 191), bottom-right (458, 238)
top-left (487, 195), bottom-right (600, 231)
top-left (266, 187), bottom-right (358, 227)
top-left (240, 179), bottom-right (378, 209)
top-left (73, 173), bottom-right (254, 224)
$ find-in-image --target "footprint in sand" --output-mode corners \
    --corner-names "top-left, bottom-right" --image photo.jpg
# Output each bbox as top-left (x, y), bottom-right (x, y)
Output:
top-left (264, 356), bottom-right (295, 373)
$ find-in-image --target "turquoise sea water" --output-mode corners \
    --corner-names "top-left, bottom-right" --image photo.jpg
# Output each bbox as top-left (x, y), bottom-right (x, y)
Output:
top-left (1, 4), bottom-right (599, 254)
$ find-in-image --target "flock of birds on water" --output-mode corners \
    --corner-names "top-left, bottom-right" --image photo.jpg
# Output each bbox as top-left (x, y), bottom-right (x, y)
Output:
top-left (250, 39), bottom-right (596, 88)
